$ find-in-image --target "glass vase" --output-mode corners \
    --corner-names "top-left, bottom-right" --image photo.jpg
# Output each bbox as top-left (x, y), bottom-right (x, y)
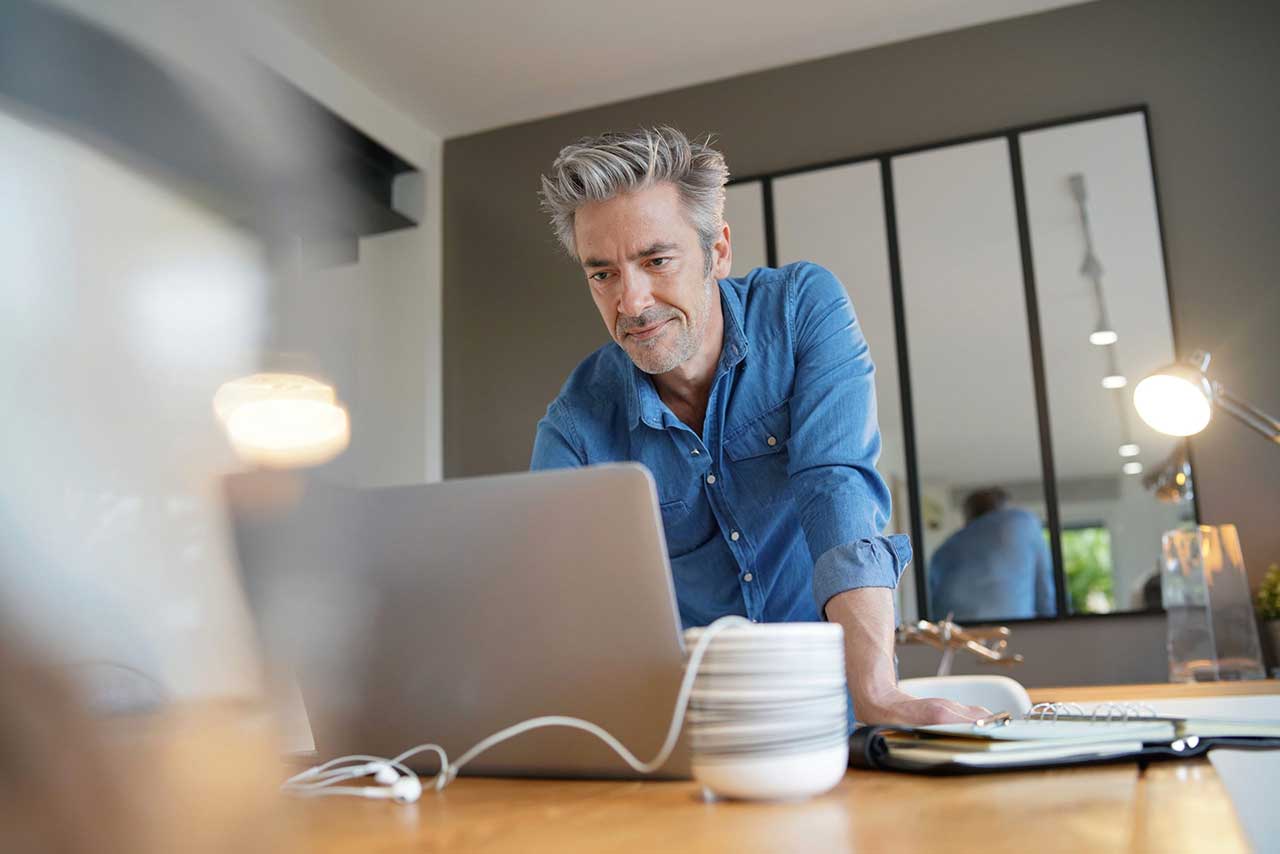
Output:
top-left (1161, 524), bottom-right (1266, 682)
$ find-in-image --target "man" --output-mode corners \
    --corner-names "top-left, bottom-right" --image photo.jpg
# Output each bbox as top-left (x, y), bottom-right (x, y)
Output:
top-left (532, 127), bottom-right (983, 726)
top-left (929, 487), bottom-right (1057, 621)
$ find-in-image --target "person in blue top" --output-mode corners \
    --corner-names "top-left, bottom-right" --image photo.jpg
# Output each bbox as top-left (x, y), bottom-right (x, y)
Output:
top-left (531, 127), bottom-right (985, 727)
top-left (928, 488), bottom-right (1057, 621)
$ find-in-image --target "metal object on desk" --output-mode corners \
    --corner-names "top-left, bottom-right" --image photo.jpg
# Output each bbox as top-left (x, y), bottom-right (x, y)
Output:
top-left (973, 711), bottom-right (1013, 728)
top-left (896, 615), bottom-right (1024, 677)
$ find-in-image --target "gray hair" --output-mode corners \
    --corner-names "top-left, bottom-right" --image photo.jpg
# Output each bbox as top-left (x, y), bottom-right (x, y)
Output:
top-left (539, 126), bottom-right (729, 264)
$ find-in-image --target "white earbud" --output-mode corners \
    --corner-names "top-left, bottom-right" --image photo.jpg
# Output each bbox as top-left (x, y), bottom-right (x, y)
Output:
top-left (298, 776), bottom-right (422, 804)
top-left (372, 763), bottom-right (400, 785)
top-left (388, 776), bottom-right (423, 803)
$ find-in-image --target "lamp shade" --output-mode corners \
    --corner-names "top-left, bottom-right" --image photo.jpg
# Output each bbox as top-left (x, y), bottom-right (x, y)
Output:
top-left (213, 372), bottom-right (350, 467)
top-left (1133, 364), bottom-right (1213, 437)
top-left (213, 372), bottom-right (334, 422)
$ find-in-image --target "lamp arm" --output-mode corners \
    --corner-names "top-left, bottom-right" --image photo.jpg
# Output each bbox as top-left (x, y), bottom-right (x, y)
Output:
top-left (1213, 383), bottom-right (1280, 443)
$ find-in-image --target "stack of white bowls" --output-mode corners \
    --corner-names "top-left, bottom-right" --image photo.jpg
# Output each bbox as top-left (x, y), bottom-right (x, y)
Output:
top-left (683, 622), bottom-right (849, 800)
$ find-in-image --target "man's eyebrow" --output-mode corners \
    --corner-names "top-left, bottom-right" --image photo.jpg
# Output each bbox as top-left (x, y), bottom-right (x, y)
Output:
top-left (581, 242), bottom-right (681, 270)
top-left (633, 242), bottom-right (679, 260)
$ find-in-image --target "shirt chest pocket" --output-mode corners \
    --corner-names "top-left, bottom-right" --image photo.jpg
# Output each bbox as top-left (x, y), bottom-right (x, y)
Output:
top-left (658, 498), bottom-right (716, 559)
top-left (723, 400), bottom-right (792, 506)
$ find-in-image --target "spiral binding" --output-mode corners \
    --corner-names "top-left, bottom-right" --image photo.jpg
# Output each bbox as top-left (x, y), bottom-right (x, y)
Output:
top-left (1026, 702), bottom-right (1158, 722)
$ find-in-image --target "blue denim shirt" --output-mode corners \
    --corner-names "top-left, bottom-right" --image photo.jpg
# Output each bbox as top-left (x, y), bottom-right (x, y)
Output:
top-left (927, 507), bottom-right (1057, 621)
top-left (531, 262), bottom-right (911, 630)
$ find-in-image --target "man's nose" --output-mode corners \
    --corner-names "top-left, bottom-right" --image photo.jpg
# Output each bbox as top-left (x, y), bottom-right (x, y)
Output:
top-left (617, 269), bottom-right (655, 318)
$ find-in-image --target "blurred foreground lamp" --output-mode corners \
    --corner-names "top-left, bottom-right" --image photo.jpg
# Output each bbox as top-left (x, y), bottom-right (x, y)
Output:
top-left (1134, 351), bottom-right (1279, 443)
top-left (213, 373), bottom-right (350, 468)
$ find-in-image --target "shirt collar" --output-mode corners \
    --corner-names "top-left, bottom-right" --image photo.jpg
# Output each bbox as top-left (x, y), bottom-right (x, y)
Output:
top-left (625, 280), bottom-right (750, 431)
top-left (717, 279), bottom-right (749, 371)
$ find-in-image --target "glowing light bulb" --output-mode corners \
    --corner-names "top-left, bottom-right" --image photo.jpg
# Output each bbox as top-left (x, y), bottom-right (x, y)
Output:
top-left (1123, 461), bottom-right (1144, 475)
top-left (1089, 329), bottom-right (1119, 346)
top-left (1134, 374), bottom-right (1212, 437)
top-left (225, 398), bottom-right (350, 468)
top-left (1101, 374), bottom-right (1128, 390)
top-left (1118, 443), bottom-right (1140, 458)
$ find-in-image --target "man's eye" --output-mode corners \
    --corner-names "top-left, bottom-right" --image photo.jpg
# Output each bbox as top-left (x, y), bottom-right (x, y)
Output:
top-left (649, 257), bottom-right (671, 268)
top-left (589, 271), bottom-right (612, 283)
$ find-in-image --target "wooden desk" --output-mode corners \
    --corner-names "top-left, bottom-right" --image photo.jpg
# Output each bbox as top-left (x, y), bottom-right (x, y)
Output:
top-left (110, 684), bottom-right (1275, 853)
top-left (285, 680), bottom-right (1280, 853)
top-left (1029, 679), bottom-right (1280, 705)
top-left (287, 760), bottom-right (1245, 853)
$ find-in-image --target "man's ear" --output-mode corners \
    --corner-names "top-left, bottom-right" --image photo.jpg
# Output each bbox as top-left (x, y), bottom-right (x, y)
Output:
top-left (711, 222), bottom-right (732, 279)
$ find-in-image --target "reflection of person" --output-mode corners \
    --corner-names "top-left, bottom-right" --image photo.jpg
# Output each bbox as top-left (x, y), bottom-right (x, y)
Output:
top-left (928, 488), bottom-right (1056, 621)
top-left (531, 127), bottom-right (985, 726)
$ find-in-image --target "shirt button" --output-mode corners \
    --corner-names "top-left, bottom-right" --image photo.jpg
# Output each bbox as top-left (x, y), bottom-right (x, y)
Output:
top-left (706, 473), bottom-right (716, 484)
top-left (743, 572), bottom-right (754, 582)
top-left (766, 435), bottom-right (777, 447)
top-left (691, 448), bottom-right (700, 456)
top-left (730, 531), bottom-right (740, 542)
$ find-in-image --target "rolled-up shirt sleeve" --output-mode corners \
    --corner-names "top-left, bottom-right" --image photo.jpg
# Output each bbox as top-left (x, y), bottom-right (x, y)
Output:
top-left (784, 263), bottom-right (912, 617)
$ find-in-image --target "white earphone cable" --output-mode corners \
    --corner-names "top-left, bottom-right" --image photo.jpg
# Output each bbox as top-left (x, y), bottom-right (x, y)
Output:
top-left (283, 614), bottom-right (751, 800)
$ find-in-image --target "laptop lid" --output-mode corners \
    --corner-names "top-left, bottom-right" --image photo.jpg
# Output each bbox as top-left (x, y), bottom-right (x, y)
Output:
top-left (227, 463), bottom-right (692, 779)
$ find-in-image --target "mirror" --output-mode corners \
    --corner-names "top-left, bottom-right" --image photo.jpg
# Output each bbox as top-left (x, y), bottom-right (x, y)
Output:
top-left (893, 138), bottom-right (1059, 623)
top-left (1020, 112), bottom-right (1194, 615)
top-left (771, 162), bottom-right (917, 622)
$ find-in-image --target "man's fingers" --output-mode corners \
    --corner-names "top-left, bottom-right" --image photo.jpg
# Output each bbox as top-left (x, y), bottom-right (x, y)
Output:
top-left (923, 699), bottom-right (977, 723)
top-left (940, 700), bottom-right (992, 720)
top-left (911, 698), bottom-right (992, 724)
top-left (856, 691), bottom-right (1000, 726)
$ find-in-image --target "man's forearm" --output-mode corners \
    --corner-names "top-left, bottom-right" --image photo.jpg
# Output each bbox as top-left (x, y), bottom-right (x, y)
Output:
top-left (823, 586), bottom-right (900, 712)
top-left (823, 586), bottom-right (990, 725)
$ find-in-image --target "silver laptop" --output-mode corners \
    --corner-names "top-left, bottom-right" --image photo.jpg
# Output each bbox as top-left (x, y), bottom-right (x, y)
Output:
top-left (226, 463), bottom-right (692, 779)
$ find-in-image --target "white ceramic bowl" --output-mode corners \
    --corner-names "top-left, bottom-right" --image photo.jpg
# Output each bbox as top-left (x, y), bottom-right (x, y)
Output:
top-left (692, 742), bottom-right (849, 801)
top-left (685, 622), bottom-right (844, 645)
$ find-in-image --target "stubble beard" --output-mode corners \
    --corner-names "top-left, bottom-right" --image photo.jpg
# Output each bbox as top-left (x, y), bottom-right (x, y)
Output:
top-left (620, 276), bottom-right (714, 375)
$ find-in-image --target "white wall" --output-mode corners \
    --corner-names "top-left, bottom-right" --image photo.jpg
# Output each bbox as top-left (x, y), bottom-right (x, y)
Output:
top-left (244, 4), bottom-right (445, 485)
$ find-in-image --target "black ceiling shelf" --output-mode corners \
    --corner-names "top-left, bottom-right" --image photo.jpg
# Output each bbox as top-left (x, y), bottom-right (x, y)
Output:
top-left (0, 0), bottom-right (420, 263)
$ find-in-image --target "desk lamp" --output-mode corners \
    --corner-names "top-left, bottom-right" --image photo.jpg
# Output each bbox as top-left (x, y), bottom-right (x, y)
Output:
top-left (1133, 351), bottom-right (1280, 443)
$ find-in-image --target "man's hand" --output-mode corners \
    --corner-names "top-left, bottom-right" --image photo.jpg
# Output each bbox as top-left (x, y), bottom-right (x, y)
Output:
top-left (824, 587), bottom-right (989, 726)
top-left (853, 687), bottom-right (989, 726)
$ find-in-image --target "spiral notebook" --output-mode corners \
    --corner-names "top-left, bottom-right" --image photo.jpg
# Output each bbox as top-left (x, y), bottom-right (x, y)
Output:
top-left (849, 703), bottom-right (1280, 775)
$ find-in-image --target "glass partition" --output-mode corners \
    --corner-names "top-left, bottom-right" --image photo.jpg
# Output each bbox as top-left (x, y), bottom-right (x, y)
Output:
top-left (893, 138), bottom-right (1057, 622)
top-left (1020, 112), bottom-right (1194, 614)
top-left (772, 162), bottom-right (917, 622)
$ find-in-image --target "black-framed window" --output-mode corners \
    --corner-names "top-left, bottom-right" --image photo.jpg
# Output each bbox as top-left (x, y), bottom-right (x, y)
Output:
top-left (726, 105), bottom-right (1198, 625)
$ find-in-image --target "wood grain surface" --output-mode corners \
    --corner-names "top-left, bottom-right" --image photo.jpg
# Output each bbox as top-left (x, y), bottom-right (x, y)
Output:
top-left (283, 760), bottom-right (1247, 854)
top-left (116, 684), bottom-right (1278, 853)
top-left (1028, 679), bottom-right (1279, 704)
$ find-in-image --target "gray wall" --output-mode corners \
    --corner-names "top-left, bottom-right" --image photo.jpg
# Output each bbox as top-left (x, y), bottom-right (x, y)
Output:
top-left (443, 0), bottom-right (1280, 686)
